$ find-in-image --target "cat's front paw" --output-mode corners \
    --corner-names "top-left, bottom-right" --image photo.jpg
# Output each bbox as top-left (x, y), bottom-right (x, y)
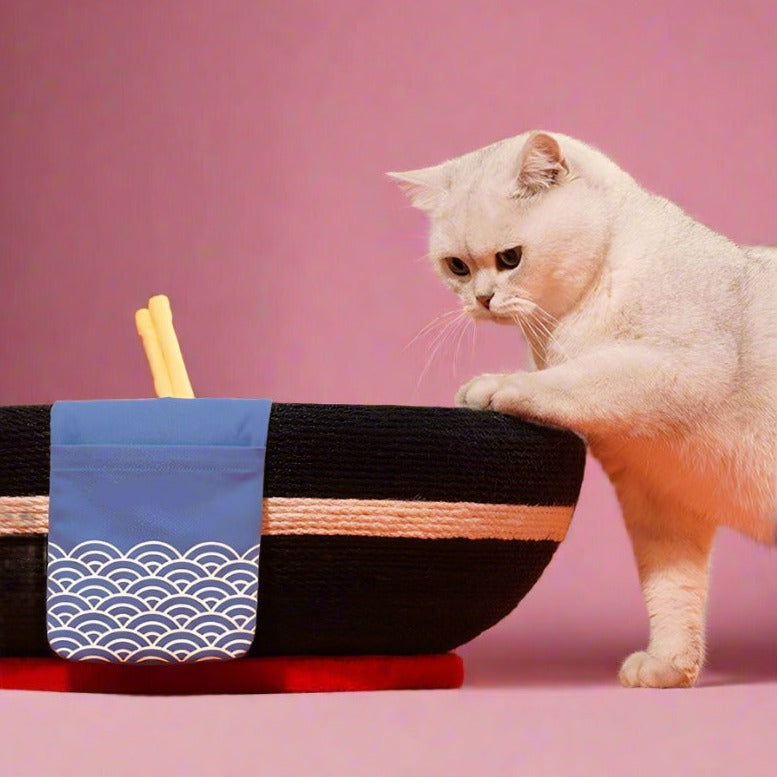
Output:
top-left (619, 650), bottom-right (700, 688)
top-left (456, 372), bottom-right (538, 417)
top-left (455, 373), bottom-right (509, 409)
top-left (487, 373), bottom-right (534, 416)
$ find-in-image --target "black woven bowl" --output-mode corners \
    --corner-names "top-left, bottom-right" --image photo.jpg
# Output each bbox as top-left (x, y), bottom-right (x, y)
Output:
top-left (0, 403), bottom-right (585, 658)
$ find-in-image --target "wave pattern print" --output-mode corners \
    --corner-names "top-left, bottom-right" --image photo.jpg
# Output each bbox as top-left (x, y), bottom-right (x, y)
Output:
top-left (47, 540), bottom-right (260, 664)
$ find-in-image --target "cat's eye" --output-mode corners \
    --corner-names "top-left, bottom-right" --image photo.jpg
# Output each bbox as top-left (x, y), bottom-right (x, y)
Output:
top-left (445, 257), bottom-right (470, 276)
top-left (495, 246), bottom-right (522, 271)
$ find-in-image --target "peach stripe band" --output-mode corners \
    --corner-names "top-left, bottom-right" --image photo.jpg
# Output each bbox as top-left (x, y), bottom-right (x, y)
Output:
top-left (0, 495), bottom-right (571, 542)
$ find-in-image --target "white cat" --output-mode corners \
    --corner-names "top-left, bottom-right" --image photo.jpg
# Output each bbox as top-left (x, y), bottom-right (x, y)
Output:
top-left (390, 131), bottom-right (777, 688)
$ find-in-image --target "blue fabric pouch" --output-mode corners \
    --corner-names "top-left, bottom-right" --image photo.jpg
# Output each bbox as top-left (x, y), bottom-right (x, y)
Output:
top-left (46, 398), bottom-right (272, 665)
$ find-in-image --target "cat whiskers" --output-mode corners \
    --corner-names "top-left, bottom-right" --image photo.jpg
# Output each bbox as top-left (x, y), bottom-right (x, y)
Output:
top-left (529, 302), bottom-right (562, 332)
top-left (452, 314), bottom-right (474, 377)
top-left (527, 303), bottom-right (572, 361)
top-left (508, 310), bottom-right (533, 356)
top-left (500, 300), bottom-right (570, 362)
top-left (416, 310), bottom-right (469, 386)
top-left (402, 308), bottom-right (461, 353)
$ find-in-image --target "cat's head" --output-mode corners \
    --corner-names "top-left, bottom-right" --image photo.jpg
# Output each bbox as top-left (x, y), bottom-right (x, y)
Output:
top-left (389, 131), bottom-right (617, 329)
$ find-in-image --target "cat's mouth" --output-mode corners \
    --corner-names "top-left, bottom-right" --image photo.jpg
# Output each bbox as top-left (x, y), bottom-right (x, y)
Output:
top-left (468, 306), bottom-right (515, 326)
top-left (490, 312), bottom-right (518, 326)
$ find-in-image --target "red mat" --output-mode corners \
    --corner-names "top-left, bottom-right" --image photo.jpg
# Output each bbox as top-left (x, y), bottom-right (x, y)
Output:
top-left (0, 654), bottom-right (463, 694)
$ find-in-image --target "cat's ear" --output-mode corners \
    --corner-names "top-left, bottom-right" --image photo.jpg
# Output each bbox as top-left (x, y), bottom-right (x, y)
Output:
top-left (387, 164), bottom-right (449, 211)
top-left (513, 132), bottom-right (569, 196)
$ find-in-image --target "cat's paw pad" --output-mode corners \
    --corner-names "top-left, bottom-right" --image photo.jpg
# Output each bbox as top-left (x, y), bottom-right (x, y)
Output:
top-left (618, 650), bottom-right (699, 688)
top-left (455, 373), bottom-right (507, 409)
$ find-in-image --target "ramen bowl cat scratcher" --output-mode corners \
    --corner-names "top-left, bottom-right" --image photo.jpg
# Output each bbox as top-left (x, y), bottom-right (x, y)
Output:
top-left (0, 297), bottom-right (586, 694)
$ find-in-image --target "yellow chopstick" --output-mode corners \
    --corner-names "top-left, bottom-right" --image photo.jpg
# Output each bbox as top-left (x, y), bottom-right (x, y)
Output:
top-left (147, 295), bottom-right (194, 398)
top-left (135, 308), bottom-right (174, 397)
top-left (135, 295), bottom-right (195, 398)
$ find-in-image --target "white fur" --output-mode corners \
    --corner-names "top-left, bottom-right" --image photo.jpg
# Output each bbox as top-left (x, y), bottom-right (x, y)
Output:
top-left (391, 131), bottom-right (777, 688)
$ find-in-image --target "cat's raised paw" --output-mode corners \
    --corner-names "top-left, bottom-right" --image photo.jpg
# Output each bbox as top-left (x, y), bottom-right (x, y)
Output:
top-left (618, 650), bottom-right (699, 688)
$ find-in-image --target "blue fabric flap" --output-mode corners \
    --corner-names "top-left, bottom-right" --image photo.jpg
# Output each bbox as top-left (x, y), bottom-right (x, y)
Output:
top-left (46, 398), bottom-right (272, 665)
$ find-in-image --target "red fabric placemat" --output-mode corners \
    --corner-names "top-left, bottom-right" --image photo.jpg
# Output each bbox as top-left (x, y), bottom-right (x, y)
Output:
top-left (0, 654), bottom-right (463, 694)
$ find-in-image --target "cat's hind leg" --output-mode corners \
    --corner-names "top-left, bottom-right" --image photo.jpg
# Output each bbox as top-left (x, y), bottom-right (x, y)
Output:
top-left (618, 495), bottom-right (716, 689)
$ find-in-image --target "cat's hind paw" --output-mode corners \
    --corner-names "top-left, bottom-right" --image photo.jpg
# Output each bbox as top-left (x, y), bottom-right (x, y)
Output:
top-left (618, 650), bottom-right (700, 689)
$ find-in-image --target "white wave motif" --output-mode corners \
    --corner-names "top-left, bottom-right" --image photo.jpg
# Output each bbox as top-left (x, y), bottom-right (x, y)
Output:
top-left (126, 541), bottom-right (181, 573)
top-left (47, 558), bottom-right (94, 585)
top-left (241, 547), bottom-right (259, 563)
top-left (184, 542), bottom-right (240, 561)
top-left (155, 559), bottom-right (206, 591)
top-left (47, 630), bottom-right (87, 654)
top-left (68, 540), bottom-right (122, 565)
top-left (47, 593), bottom-right (92, 624)
top-left (70, 576), bottom-right (123, 602)
top-left (126, 577), bottom-right (181, 603)
top-left (186, 614), bottom-right (234, 637)
top-left (184, 578), bottom-right (237, 602)
top-left (99, 594), bottom-right (147, 624)
top-left (69, 612), bottom-right (123, 635)
top-left (219, 560), bottom-right (261, 593)
top-left (47, 578), bottom-right (67, 594)
top-left (47, 540), bottom-right (259, 663)
top-left (124, 612), bottom-right (180, 638)
top-left (100, 559), bottom-right (148, 587)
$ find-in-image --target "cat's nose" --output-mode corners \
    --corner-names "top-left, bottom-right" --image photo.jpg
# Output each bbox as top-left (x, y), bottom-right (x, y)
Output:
top-left (476, 294), bottom-right (493, 310)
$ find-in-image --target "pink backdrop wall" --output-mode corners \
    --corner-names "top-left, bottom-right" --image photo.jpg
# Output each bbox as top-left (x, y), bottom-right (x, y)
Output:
top-left (3, 0), bottom-right (777, 694)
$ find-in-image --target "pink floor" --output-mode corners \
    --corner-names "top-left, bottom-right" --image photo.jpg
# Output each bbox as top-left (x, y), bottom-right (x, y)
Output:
top-left (3, 644), bottom-right (775, 776)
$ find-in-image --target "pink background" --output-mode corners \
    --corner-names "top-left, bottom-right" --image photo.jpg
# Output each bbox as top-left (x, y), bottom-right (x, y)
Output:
top-left (2, 1), bottom-right (776, 774)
